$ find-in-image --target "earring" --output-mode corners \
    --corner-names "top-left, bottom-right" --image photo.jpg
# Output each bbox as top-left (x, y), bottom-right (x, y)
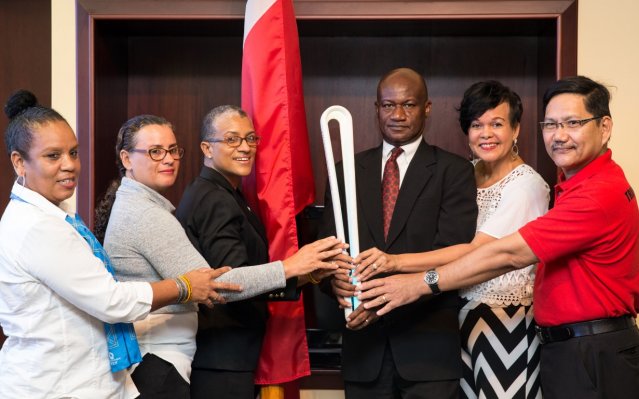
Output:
top-left (468, 144), bottom-right (477, 162)
top-left (511, 139), bottom-right (519, 159)
top-left (17, 175), bottom-right (26, 186)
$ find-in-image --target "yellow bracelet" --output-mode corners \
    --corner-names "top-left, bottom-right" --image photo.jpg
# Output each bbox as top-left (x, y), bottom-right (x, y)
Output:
top-left (178, 275), bottom-right (192, 303)
top-left (307, 272), bottom-right (320, 285)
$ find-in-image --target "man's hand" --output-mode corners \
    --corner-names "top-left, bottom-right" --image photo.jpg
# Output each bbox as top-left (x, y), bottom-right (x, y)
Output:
top-left (357, 272), bottom-right (429, 316)
top-left (345, 302), bottom-right (380, 330)
top-left (331, 271), bottom-right (356, 308)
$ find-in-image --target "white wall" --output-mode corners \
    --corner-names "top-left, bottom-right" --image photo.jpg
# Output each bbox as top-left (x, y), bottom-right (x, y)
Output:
top-left (578, 0), bottom-right (639, 192)
top-left (49, 2), bottom-right (638, 398)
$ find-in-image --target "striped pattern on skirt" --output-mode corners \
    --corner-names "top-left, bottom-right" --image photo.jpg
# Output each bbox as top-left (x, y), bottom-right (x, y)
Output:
top-left (459, 300), bottom-right (542, 399)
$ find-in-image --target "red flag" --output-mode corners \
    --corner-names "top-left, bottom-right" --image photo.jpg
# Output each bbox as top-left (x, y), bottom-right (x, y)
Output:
top-left (241, 0), bottom-right (315, 390)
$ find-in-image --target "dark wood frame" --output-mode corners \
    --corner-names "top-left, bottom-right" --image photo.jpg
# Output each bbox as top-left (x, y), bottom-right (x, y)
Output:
top-left (0, 0), bottom-right (52, 349)
top-left (76, 0), bottom-right (577, 226)
top-left (75, 0), bottom-right (577, 389)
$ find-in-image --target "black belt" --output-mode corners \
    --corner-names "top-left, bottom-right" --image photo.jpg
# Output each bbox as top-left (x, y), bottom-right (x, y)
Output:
top-left (535, 315), bottom-right (636, 345)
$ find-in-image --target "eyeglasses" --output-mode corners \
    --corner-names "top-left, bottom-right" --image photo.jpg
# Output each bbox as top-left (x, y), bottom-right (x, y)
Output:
top-left (208, 135), bottom-right (261, 148)
top-left (539, 116), bottom-right (603, 132)
top-left (129, 147), bottom-right (185, 161)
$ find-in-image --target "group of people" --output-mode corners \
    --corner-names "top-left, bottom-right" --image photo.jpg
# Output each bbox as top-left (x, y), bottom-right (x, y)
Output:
top-left (321, 68), bottom-right (639, 399)
top-left (0, 93), bottom-right (345, 398)
top-left (0, 67), bottom-right (637, 399)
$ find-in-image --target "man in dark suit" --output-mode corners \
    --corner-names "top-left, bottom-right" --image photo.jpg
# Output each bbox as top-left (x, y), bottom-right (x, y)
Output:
top-left (321, 68), bottom-right (477, 398)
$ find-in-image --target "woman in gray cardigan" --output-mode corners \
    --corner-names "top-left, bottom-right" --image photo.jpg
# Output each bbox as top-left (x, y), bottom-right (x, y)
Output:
top-left (95, 115), bottom-right (343, 398)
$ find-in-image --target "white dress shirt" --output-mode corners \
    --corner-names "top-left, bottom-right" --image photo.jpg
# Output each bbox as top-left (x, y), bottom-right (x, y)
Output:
top-left (381, 137), bottom-right (422, 187)
top-left (0, 182), bottom-right (153, 399)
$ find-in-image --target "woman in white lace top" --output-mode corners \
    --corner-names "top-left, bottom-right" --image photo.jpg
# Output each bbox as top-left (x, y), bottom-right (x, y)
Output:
top-left (354, 81), bottom-right (549, 398)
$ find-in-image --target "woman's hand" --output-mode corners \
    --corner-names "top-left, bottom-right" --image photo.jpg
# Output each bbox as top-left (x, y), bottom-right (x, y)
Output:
top-left (184, 266), bottom-right (242, 308)
top-left (308, 251), bottom-right (354, 282)
top-left (282, 236), bottom-right (348, 279)
top-left (353, 247), bottom-right (399, 281)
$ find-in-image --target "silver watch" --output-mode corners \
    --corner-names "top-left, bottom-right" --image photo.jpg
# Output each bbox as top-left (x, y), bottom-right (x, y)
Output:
top-left (423, 269), bottom-right (441, 295)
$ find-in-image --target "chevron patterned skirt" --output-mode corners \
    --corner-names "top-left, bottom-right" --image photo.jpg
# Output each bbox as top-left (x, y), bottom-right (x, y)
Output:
top-left (459, 300), bottom-right (542, 399)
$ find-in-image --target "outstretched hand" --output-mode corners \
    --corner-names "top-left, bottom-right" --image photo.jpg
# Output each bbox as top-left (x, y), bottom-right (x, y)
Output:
top-left (282, 236), bottom-right (348, 279)
top-left (310, 251), bottom-right (354, 281)
top-left (353, 247), bottom-right (399, 281)
top-left (356, 272), bottom-right (428, 316)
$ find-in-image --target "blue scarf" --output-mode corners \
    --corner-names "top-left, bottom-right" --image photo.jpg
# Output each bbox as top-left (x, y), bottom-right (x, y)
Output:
top-left (64, 214), bottom-right (143, 373)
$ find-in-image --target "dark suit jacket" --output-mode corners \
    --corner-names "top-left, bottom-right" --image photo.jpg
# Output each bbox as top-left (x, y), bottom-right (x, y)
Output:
top-left (176, 166), bottom-right (296, 371)
top-left (320, 139), bottom-right (477, 382)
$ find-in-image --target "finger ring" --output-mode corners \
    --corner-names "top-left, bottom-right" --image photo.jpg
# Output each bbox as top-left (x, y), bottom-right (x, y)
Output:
top-left (365, 318), bottom-right (369, 323)
top-left (372, 263), bottom-right (378, 270)
top-left (382, 295), bottom-right (387, 303)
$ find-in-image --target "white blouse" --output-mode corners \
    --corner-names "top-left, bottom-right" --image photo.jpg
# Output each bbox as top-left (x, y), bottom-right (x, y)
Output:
top-left (0, 182), bottom-right (153, 399)
top-left (460, 164), bottom-right (550, 306)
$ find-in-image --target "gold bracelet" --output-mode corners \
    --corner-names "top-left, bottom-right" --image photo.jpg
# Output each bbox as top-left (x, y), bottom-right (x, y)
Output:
top-left (178, 275), bottom-right (192, 303)
top-left (307, 272), bottom-right (320, 285)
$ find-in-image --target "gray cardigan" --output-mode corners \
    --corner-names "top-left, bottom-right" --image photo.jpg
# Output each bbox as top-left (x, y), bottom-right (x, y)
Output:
top-left (104, 177), bottom-right (285, 313)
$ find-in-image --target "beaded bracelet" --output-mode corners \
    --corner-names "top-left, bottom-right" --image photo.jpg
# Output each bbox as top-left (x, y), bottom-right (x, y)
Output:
top-left (307, 272), bottom-right (321, 285)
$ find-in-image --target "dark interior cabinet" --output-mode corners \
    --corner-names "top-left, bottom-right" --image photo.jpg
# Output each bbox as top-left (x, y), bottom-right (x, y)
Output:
top-left (76, 0), bottom-right (577, 388)
top-left (77, 0), bottom-right (577, 222)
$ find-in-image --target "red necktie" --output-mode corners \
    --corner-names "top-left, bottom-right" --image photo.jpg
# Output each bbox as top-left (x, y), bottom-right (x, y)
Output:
top-left (382, 147), bottom-right (403, 241)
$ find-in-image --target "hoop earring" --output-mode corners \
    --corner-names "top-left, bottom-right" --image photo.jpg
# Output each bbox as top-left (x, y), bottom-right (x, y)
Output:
top-left (17, 175), bottom-right (26, 187)
top-left (511, 139), bottom-right (519, 159)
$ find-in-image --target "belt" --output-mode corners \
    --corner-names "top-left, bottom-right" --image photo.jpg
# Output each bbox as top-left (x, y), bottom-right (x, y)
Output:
top-left (535, 315), bottom-right (636, 345)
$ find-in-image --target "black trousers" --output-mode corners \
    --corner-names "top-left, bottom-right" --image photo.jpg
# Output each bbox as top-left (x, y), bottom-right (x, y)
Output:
top-left (132, 353), bottom-right (189, 399)
top-left (344, 343), bottom-right (459, 399)
top-left (190, 368), bottom-right (257, 399)
top-left (540, 326), bottom-right (639, 399)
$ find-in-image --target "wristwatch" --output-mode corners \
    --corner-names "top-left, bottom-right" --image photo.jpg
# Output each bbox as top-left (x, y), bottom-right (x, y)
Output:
top-left (423, 269), bottom-right (441, 295)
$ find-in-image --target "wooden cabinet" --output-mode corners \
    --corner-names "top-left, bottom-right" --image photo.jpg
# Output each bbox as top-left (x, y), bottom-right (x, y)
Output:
top-left (76, 0), bottom-right (576, 225)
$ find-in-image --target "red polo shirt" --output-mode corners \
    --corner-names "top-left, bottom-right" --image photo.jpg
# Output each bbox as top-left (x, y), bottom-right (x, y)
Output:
top-left (519, 150), bottom-right (639, 326)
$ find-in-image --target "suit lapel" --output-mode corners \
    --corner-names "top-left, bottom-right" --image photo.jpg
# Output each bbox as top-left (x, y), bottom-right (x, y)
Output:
top-left (385, 141), bottom-right (435, 248)
top-left (358, 146), bottom-right (385, 248)
top-left (200, 167), bottom-right (268, 247)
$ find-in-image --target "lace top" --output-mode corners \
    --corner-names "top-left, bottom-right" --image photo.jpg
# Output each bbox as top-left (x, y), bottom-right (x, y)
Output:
top-left (460, 164), bottom-right (550, 306)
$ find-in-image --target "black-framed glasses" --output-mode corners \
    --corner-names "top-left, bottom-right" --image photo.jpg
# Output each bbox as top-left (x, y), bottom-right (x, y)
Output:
top-left (129, 147), bottom-right (185, 161)
top-left (208, 135), bottom-right (261, 148)
top-left (539, 116), bottom-right (603, 132)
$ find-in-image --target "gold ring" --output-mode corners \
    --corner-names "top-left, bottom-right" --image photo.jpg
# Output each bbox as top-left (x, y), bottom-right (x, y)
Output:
top-left (372, 263), bottom-right (378, 270)
top-left (382, 295), bottom-right (387, 303)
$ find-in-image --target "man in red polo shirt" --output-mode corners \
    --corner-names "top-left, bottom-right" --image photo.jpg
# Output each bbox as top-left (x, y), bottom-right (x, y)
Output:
top-left (357, 75), bottom-right (639, 398)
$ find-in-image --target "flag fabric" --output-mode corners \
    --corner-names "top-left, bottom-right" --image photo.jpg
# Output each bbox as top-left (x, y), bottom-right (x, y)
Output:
top-left (241, 0), bottom-right (315, 393)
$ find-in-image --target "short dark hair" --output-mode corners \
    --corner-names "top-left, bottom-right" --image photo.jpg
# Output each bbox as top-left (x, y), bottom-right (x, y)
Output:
top-left (458, 81), bottom-right (523, 135)
top-left (542, 76), bottom-right (611, 119)
top-left (201, 105), bottom-right (249, 142)
top-left (4, 89), bottom-right (68, 158)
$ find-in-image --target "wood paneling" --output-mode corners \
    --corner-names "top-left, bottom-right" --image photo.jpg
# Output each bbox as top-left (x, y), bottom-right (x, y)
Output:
top-left (0, 0), bottom-right (52, 350)
top-left (74, 4), bottom-right (577, 378)
top-left (76, 6), bottom-right (576, 222)
top-left (0, 0), bottom-right (52, 213)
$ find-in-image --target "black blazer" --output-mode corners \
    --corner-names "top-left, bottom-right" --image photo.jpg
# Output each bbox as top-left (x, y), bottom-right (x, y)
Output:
top-left (320, 140), bottom-right (477, 382)
top-left (176, 166), bottom-right (296, 371)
